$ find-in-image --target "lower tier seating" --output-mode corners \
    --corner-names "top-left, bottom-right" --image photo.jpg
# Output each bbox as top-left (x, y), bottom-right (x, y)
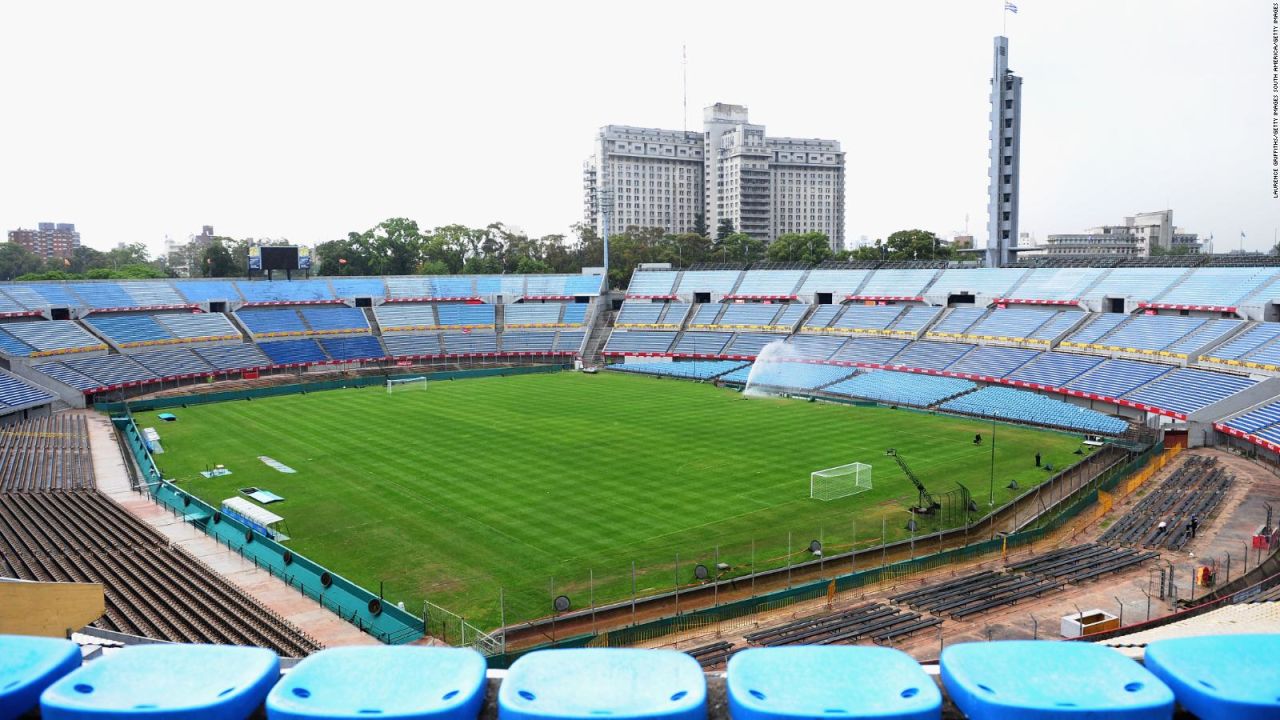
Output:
top-left (939, 386), bottom-right (1128, 434)
top-left (823, 371), bottom-right (976, 407)
top-left (608, 360), bottom-right (748, 381)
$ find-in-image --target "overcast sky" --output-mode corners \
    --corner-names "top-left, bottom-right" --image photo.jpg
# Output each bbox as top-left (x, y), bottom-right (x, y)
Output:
top-left (0, 1), bottom-right (1273, 256)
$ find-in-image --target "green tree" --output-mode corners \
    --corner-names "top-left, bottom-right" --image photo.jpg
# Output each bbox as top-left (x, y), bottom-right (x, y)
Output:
top-left (0, 243), bottom-right (46, 280)
top-left (365, 218), bottom-right (425, 275)
top-left (882, 229), bottom-right (952, 261)
top-left (199, 239), bottom-right (239, 277)
top-left (767, 231), bottom-right (833, 265)
top-left (105, 242), bottom-right (151, 268)
top-left (693, 213), bottom-right (708, 238)
top-left (711, 232), bottom-right (766, 264)
top-left (715, 218), bottom-right (735, 241)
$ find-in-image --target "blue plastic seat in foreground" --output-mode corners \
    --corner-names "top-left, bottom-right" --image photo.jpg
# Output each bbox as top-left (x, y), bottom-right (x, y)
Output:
top-left (1142, 634), bottom-right (1280, 720)
top-left (268, 646), bottom-right (486, 720)
top-left (0, 635), bottom-right (80, 720)
top-left (41, 644), bottom-right (279, 720)
top-left (940, 641), bottom-right (1173, 720)
top-left (727, 646), bottom-right (940, 720)
top-left (499, 649), bottom-right (705, 720)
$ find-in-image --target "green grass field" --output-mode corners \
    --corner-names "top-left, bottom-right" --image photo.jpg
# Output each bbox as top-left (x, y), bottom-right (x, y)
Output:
top-left (137, 371), bottom-right (1083, 629)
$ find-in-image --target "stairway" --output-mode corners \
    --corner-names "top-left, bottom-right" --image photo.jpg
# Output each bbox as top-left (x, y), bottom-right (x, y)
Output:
top-left (581, 306), bottom-right (615, 366)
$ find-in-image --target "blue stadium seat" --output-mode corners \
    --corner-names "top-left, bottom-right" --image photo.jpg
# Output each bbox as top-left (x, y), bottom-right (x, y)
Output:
top-left (329, 277), bottom-right (386, 299)
top-left (258, 339), bottom-right (329, 365)
top-left (927, 268), bottom-right (1026, 298)
top-left (604, 330), bottom-right (677, 355)
top-left (727, 647), bottom-right (940, 720)
top-left (672, 331), bottom-right (734, 355)
top-left (609, 360), bottom-right (748, 381)
top-left (855, 269), bottom-right (938, 298)
top-left (675, 270), bottom-right (741, 296)
top-left (301, 307), bottom-right (369, 333)
top-left (825, 370), bottom-right (974, 407)
top-left (318, 336), bottom-right (385, 361)
top-left (500, 331), bottom-right (557, 353)
top-left (940, 386), bottom-right (1128, 434)
top-left (733, 270), bottom-right (805, 297)
top-left (1142, 634), bottom-right (1280, 720)
top-left (833, 304), bottom-right (905, 332)
top-left (499, 649), bottom-right (706, 720)
top-left (238, 309), bottom-right (308, 336)
top-left (40, 644), bottom-right (279, 720)
top-left (0, 635), bottom-right (80, 720)
top-left (940, 641), bottom-right (1174, 720)
top-left (626, 270), bottom-right (679, 297)
top-left (796, 269), bottom-right (870, 298)
top-left (0, 370), bottom-right (56, 409)
top-left (172, 280), bottom-right (242, 303)
top-left (266, 647), bottom-right (486, 720)
top-left (83, 315), bottom-right (175, 346)
top-left (829, 336), bottom-right (910, 365)
top-left (888, 306), bottom-right (941, 333)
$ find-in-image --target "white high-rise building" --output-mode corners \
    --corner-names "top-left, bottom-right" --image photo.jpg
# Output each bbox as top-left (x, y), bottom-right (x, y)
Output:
top-left (583, 103), bottom-right (845, 250)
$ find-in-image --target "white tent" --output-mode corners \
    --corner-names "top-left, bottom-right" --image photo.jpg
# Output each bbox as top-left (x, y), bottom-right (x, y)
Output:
top-left (221, 496), bottom-right (284, 532)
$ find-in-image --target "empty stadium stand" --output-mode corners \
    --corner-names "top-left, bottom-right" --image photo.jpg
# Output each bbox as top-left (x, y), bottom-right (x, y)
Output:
top-left (1099, 456), bottom-right (1231, 550)
top-left (0, 370), bottom-right (56, 416)
top-left (824, 371), bottom-right (975, 407)
top-left (0, 320), bottom-right (106, 358)
top-left (608, 360), bottom-right (748, 381)
top-left (939, 386), bottom-right (1128, 434)
top-left (0, 416), bottom-right (320, 655)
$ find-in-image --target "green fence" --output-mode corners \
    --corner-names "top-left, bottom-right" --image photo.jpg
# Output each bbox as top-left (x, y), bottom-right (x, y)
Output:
top-left (95, 363), bottom-right (568, 413)
top-left (113, 413), bottom-right (426, 646)
top-left (490, 441), bottom-right (1162, 666)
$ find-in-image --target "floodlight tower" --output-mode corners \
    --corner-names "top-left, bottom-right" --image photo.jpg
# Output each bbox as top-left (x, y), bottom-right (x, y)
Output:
top-left (598, 187), bottom-right (613, 281)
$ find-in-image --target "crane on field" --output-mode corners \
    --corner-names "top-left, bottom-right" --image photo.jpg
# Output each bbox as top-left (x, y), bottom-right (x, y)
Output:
top-left (885, 448), bottom-right (941, 515)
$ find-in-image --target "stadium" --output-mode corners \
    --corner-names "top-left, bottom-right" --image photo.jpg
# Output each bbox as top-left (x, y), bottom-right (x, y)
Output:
top-left (4, 261), bottom-right (1280, 717)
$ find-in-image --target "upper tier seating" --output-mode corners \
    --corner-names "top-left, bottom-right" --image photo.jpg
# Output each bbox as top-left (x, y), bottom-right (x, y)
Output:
top-left (1064, 359), bottom-right (1171, 398)
top-left (329, 277), bottom-right (387, 298)
top-left (608, 360), bottom-right (747, 381)
top-left (617, 301), bottom-right (664, 327)
top-left (964, 308), bottom-right (1068, 343)
top-left (824, 370), bottom-right (975, 406)
top-left (626, 270), bottom-right (679, 296)
top-left (1082, 267), bottom-right (1185, 301)
top-left (732, 270), bottom-right (805, 297)
top-left (562, 304), bottom-right (588, 325)
top-left (796, 269), bottom-right (870, 298)
top-left (0, 369), bottom-right (56, 409)
top-left (0, 330), bottom-right (33, 357)
top-left (523, 274), bottom-right (602, 297)
top-left (1121, 368), bottom-right (1254, 416)
top-left (172, 280), bottom-right (242, 303)
top-left (31, 362), bottom-right (100, 391)
top-left (831, 305), bottom-right (904, 333)
top-left (718, 361), bottom-right (854, 389)
top-left (946, 345), bottom-right (1040, 378)
top-left (1204, 323), bottom-right (1280, 362)
top-left (888, 305), bottom-right (941, 333)
top-left (1093, 314), bottom-right (1206, 353)
top-left (118, 281), bottom-right (187, 307)
top-left (0, 290), bottom-right (30, 314)
top-left (801, 305), bottom-right (841, 330)
top-left (675, 271), bottom-right (741, 296)
top-left (1, 284), bottom-right (79, 308)
top-left (54, 354), bottom-right (152, 387)
top-left (82, 315), bottom-right (174, 347)
top-left (604, 330), bottom-right (677, 355)
top-left (926, 268), bottom-right (1026, 298)
top-left (194, 343), bottom-right (271, 371)
top-left (437, 304), bottom-right (495, 327)
top-left (505, 304), bottom-right (564, 327)
top-left (236, 280), bottom-right (336, 304)
top-left (928, 307), bottom-right (986, 335)
top-left (475, 275), bottom-right (529, 298)
top-left (300, 307), bottom-right (370, 333)
top-left (854, 269), bottom-right (937, 298)
top-left (1003, 267), bottom-right (1104, 301)
top-left (940, 387), bottom-right (1128, 434)
top-left (154, 312), bottom-right (240, 341)
top-left (319, 335), bottom-right (386, 361)
top-left (830, 336), bottom-right (911, 365)
top-left (236, 308), bottom-right (308, 336)
top-left (1163, 318), bottom-right (1242, 355)
top-left (1062, 313), bottom-right (1130, 345)
top-left (886, 341), bottom-right (972, 371)
top-left (66, 283), bottom-right (137, 309)
top-left (1152, 267), bottom-right (1279, 308)
top-left (0, 321), bottom-right (106, 356)
top-left (1004, 352), bottom-right (1104, 387)
top-left (374, 304), bottom-right (437, 331)
top-left (257, 339), bottom-right (329, 365)
top-left (716, 304), bottom-right (784, 328)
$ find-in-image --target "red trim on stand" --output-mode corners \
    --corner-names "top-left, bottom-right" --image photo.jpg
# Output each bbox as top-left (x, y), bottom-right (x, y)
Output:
top-left (1139, 302), bottom-right (1236, 313)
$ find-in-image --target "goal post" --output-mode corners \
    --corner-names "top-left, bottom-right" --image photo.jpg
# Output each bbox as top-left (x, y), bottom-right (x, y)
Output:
top-left (386, 376), bottom-right (429, 394)
top-left (810, 462), bottom-right (872, 501)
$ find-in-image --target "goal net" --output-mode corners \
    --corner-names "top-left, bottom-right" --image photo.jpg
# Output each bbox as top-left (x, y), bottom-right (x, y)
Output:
top-left (810, 462), bottom-right (872, 501)
top-left (386, 376), bottom-right (429, 394)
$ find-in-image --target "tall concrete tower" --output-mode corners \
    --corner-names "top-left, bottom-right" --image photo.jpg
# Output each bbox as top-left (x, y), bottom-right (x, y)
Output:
top-left (986, 35), bottom-right (1022, 267)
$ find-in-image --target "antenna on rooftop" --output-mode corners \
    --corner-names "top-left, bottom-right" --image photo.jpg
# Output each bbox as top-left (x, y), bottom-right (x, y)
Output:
top-left (682, 44), bottom-right (688, 133)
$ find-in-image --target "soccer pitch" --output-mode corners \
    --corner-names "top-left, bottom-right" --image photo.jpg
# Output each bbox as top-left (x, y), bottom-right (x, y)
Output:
top-left (137, 371), bottom-right (1083, 629)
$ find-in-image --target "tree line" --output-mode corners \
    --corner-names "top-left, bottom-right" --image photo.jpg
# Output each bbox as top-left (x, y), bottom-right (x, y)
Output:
top-left (2, 218), bottom-right (955, 288)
